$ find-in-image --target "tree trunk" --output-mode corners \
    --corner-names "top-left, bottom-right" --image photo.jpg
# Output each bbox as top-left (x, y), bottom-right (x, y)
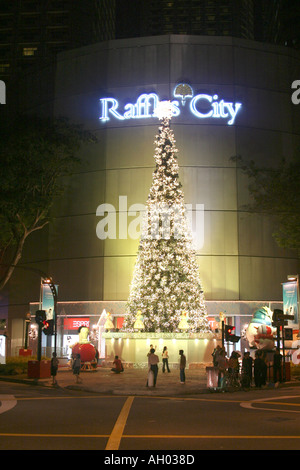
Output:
top-left (0, 232), bottom-right (27, 291)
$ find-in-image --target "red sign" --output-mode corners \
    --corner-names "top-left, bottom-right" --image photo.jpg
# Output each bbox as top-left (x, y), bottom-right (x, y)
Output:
top-left (116, 317), bottom-right (124, 329)
top-left (207, 317), bottom-right (219, 330)
top-left (64, 318), bottom-right (90, 330)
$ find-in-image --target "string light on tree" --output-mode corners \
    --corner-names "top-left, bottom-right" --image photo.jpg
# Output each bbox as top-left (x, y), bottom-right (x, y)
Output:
top-left (123, 103), bottom-right (211, 334)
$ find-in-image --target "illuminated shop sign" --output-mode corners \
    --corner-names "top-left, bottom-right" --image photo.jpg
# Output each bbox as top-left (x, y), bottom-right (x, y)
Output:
top-left (99, 84), bottom-right (242, 125)
top-left (64, 318), bottom-right (90, 330)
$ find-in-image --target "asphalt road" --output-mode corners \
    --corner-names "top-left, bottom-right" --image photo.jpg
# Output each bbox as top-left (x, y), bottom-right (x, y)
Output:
top-left (0, 381), bottom-right (300, 454)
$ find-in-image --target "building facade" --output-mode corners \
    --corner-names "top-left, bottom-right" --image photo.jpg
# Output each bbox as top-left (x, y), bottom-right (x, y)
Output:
top-left (3, 34), bottom-right (300, 356)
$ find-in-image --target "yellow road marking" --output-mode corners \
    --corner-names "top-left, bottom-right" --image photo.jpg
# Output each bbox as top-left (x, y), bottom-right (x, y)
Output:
top-left (123, 435), bottom-right (300, 439)
top-left (11, 394), bottom-right (300, 408)
top-left (15, 395), bottom-right (117, 401)
top-left (0, 433), bottom-right (299, 440)
top-left (105, 396), bottom-right (135, 450)
top-left (0, 433), bottom-right (109, 438)
top-left (250, 401), bottom-right (300, 407)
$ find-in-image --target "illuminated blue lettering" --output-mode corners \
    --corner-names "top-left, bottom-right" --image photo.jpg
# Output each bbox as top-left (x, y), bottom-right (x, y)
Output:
top-left (190, 94), bottom-right (242, 125)
top-left (190, 94), bottom-right (213, 119)
top-left (211, 95), bottom-right (220, 117)
top-left (137, 93), bottom-right (158, 118)
top-left (123, 102), bottom-right (136, 119)
top-left (218, 100), bottom-right (229, 118)
top-left (170, 100), bottom-right (180, 117)
top-left (223, 101), bottom-right (242, 125)
top-left (99, 98), bottom-right (124, 121)
top-left (99, 85), bottom-right (242, 125)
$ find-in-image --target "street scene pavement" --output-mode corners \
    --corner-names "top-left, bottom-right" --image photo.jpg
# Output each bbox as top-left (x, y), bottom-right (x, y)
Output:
top-left (0, 365), bottom-right (299, 396)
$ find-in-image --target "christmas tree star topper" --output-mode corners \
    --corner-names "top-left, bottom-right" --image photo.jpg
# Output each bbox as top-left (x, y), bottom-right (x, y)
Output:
top-left (155, 100), bottom-right (173, 120)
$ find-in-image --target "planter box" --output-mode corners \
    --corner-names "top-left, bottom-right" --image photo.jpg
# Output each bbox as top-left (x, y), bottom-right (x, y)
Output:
top-left (28, 360), bottom-right (51, 379)
top-left (19, 349), bottom-right (32, 357)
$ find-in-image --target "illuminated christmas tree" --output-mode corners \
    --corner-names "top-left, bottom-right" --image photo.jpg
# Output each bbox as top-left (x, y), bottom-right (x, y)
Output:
top-left (123, 102), bottom-right (211, 334)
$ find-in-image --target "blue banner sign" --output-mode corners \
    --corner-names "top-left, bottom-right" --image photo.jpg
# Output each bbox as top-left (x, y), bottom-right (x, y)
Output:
top-left (283, 281), bottom-right (298, 325)
top-left (42, 284), bottom-right (58, 320)
top-left (99, 84), bottom-right (242, 126)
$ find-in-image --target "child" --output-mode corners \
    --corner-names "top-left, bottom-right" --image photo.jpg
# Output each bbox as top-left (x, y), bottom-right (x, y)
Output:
top-left (72, 353), bottom-right (82, 383)
top-left (111, 355), bottom-right (124, 373)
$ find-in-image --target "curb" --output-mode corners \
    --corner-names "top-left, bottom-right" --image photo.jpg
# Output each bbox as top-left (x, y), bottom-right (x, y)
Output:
top-left (0, 375), bottom-right (299, 396)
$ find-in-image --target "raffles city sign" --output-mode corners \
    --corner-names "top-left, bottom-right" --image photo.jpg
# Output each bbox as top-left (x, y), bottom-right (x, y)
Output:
top-left (99, 83), bottom-right (242, 126)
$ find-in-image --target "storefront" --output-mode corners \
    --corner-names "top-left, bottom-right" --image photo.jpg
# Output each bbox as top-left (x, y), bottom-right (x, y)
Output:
top-left (24, 299), bottom-right (291, 365)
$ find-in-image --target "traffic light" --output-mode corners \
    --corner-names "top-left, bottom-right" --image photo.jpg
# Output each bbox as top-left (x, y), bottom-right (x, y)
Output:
top-left (225, 324), bottom-right (233, 341)
top-left (224, 324), bottom-right (240, 343)
top-left (43, 319), bottom-right (54, 335)
top-left (35, 310), bottom-right (46, 324)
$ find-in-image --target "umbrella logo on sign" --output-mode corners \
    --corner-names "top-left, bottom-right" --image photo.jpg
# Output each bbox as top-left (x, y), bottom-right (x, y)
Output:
top-left (174, 83), bottom-right (193, 106)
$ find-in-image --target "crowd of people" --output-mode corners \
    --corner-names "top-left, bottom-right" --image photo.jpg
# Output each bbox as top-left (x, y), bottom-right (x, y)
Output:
top-left (146, 345), bottom-right (186, 387)
top-left (50, 342), bottom-right (283, 391)
top-left (212, 345), bottom-right (283, 389)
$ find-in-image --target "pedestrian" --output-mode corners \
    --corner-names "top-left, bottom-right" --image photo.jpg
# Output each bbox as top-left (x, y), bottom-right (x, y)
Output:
top-left (162, 346), bottom-right (170, 373)
top-left (241, 351), bottom-right (253, 387)
top-left (95, 348), bottom-right (99, 364)
top-left (72, 353), bottom-right (82, 383)
top-left (261, 351), bottom-right (268, 386)
top-left (217, 348), bottom-right (228, 388)
top-left (179, 349), bottom-right (186, 383)
top-left (147, 344), bottom-right (156, 356)
top-left (273, 347), bottom-right (282, 383)
top-left (212, 345), bottom-right (221, 367)
top-left (147, 348), bottom-right (159, 387)
top-left (228, 351), bottom-right (239, 379)
top-left (50, 352), bottom-right (59, 385)
top-left (254, 350), bottom-right (264, 388)
top-left (111, 355), bottom-right (124, 373)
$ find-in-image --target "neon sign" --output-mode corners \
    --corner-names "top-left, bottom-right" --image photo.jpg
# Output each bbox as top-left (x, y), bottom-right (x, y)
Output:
top-left (99, 84), bottom-right (242, 125)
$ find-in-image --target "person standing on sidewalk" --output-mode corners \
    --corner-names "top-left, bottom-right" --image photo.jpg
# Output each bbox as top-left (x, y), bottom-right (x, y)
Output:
top-left (72, 353), bottom-right (82, 383)
top-left (51, 352), bottom-right (59, 385)
top-left (217, 348), bottom-right (228, 388)
top-left (254, 350), bottom-right (264, 387)
top-left (179, 349), bottom-right (186, 383)
top-left (147, 348), bottom-right (159, 387)
top-left (241, 351), bottom-right (253, 387)
top-left (162, 346), bottom-right (170, 373)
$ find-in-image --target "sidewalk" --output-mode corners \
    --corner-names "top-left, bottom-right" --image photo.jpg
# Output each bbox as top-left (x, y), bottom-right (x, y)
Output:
top-left (0, 366), bottom-right (299, 396)
top-left (0, 366), bottom-right (208, 396)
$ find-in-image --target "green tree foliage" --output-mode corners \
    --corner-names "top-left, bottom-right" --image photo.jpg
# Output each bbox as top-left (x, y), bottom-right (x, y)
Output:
top-left (0, 116), bottom-right (96, 290)
top-left (232, 154), bottom-right (300, 256)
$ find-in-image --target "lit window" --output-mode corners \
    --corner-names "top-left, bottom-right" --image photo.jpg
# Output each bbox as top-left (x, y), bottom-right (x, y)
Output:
top-left (0, 63), bottom-right (10, 73)
top-left (23, 47), bottom-right (37, 56)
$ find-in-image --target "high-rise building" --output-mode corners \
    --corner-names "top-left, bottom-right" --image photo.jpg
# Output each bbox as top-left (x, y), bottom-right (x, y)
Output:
top-left (1, 0), bottom-right (299, 89)
top-left (262, 0), bottom-right (300, 48)
top-left (115, 0), bottom-right (300, 48)
top-left (116, 0), bottom-right (255, 40)
top-left (0, 0), bottom-right (115, 84)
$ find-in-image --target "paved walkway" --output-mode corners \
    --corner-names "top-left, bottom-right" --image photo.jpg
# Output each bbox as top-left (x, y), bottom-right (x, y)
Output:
top-left (0, 366), bottom-right (298, 396)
